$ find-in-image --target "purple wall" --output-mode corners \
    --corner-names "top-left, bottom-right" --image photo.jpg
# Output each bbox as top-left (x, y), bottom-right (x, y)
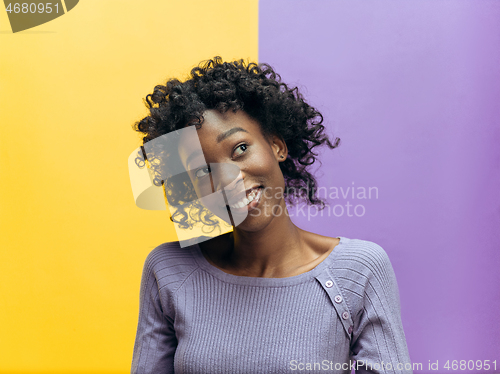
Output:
top-left (260, 0), bottom-right (500, 371)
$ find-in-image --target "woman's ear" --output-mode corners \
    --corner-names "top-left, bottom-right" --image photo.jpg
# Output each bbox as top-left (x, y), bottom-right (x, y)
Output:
top-left (270, 134), bottom-right (288, 162)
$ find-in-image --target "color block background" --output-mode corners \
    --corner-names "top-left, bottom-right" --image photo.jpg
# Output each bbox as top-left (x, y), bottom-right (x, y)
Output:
top-left (0, 1), bottom-right (257, 372)
top-left (1, 0), bottom-right (499, 373)
top-left (259, 0), bottom-right (500, 370)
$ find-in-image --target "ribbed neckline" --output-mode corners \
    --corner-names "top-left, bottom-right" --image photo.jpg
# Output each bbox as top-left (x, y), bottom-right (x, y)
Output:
top-left (192, 236), bottom-right (349, 287)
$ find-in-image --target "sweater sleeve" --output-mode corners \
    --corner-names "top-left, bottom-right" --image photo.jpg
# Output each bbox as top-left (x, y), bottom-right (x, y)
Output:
top-left (131, 251), bottom-right (177, 374)
top-left (348, 243), bottom-right (412, 374)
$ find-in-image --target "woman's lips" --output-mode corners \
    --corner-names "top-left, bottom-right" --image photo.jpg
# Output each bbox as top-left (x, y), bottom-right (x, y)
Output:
top-left (227, 186), bottom-right (263, 212)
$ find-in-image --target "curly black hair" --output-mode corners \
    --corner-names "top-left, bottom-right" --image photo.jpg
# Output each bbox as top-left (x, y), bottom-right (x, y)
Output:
top-left (133, 56), bottom-right (340, 230)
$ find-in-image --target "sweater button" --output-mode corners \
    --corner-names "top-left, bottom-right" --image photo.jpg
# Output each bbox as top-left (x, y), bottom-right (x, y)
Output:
top-left (342, 311), bottom-right (349, 320)
top-left (348, 325), bottom-right (353, 334)
top-left (334, 295), bottom-right (342, 303)
top-left (325, 280), bottom-right (333, 288)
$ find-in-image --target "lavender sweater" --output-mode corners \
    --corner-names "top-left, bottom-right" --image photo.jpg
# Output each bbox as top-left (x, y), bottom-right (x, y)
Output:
top-left (131, 237), bottom-right (412, 374)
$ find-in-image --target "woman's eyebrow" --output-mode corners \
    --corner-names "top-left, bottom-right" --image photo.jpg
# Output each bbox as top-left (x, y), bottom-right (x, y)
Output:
top-left (216, 127), bottom-right (248, 143)
top-left (185, 127), bottom-right (249, 168)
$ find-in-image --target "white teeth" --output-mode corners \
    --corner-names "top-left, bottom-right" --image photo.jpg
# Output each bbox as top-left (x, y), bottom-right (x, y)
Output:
top-left (229, 187), bottom-right (261, 209)
top-left (247, 189), bottom-right (257, 199)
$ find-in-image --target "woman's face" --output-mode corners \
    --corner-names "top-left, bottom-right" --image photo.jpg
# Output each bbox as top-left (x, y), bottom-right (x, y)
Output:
top-left (177, 109), bottom-right (288, 232)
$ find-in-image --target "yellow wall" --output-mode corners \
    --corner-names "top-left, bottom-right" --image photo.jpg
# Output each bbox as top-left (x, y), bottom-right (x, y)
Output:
top-left (0, 1), bottom-right (257, 372)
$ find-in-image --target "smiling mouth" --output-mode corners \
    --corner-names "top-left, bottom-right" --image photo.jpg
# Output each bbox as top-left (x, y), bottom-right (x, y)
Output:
top-left (227, 186), bottom-right (263, 210)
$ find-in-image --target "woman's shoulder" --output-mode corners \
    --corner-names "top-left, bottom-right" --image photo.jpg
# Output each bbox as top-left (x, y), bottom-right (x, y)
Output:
top-left (330, 237), bottom-right (397, 285)
top-left (333, 237), bottom-right (391, 266)
top-left (142, 240), bottom-right (201, 288)
top-left (329, 238), bottom-right (404, 322)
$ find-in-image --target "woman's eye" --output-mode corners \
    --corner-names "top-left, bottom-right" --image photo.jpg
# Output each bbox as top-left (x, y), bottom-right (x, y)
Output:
top-left (194, 166), bottom-right (210, 179)
top-left (233, 144), bottom-right (248, 157)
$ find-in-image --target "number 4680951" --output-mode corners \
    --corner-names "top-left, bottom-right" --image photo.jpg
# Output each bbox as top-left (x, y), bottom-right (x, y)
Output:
top-left (5, 3), bottom-right (60, 14)
top-left (444, 360), bottom-right (496, 371)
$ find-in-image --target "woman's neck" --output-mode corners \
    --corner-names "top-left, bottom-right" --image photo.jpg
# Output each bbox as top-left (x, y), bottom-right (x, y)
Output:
top-left (200, 209), bottom-right (335, 278)
top-left (229, 215), bottom-right (304, 277)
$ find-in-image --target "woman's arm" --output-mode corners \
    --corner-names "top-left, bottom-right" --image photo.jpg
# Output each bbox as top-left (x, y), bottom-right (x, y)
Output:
top-left (349, 243), bottom-right (412, 374)
top-left (131, 253), bottom-right (177, 374)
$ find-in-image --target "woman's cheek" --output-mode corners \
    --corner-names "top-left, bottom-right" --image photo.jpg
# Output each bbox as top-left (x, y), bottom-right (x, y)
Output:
top-left (249, 206), bottom-right (261, 218)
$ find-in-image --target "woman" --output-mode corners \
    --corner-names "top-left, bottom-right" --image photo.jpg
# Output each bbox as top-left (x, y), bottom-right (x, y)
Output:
top-left (131, 57), bottom-right (412, 373)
